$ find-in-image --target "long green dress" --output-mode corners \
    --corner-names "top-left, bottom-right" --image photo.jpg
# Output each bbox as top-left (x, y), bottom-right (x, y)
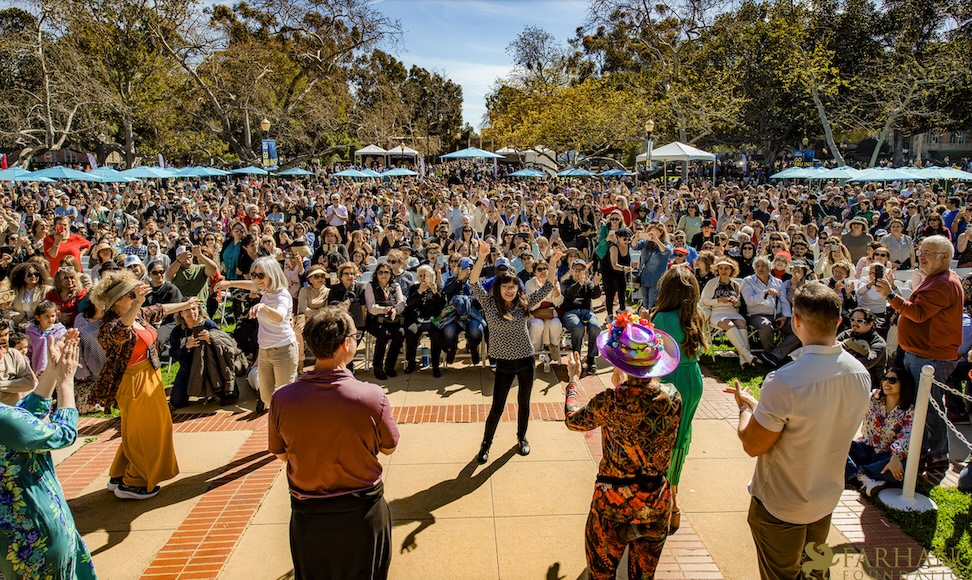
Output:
top-left (0, 393), bottom-right (97, 580)
top-left (652, 309), bottom-right (704, 485)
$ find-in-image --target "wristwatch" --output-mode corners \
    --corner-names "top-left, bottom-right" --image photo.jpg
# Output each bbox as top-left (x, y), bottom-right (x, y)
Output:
top-left (887, 292), bottom-right (897, 302)
top-left (739, 406), bottom-right (751, 415)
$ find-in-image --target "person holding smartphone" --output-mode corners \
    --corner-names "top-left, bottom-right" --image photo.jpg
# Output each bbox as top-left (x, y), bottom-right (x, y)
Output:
top-left (43, 215), bottom-right (91, 273)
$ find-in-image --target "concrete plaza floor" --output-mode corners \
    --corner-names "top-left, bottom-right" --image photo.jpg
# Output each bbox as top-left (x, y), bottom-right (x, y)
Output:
top-left (53, 357), bottom-right (961, 579)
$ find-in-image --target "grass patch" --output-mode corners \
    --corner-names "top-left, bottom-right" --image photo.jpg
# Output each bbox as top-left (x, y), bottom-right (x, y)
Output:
top-left (870, 486), bottom-right (972, 579)
top-left (700, 339), bottom-right (766, 398)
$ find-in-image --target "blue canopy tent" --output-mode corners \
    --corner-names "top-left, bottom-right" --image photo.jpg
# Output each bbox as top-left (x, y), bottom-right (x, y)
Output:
top-left (599, 168), bottom-right (633, 177)
top-left (0, 168), bottom-right (30, 181)
top-left (231, 166), bottom-right (269, 176)
top-left (918, 167), bottom-right (972, 181)
top-left (333, 169), bottom-right (367, 178)
top-left (440, 147), bottom-right (504, 159)
top-left (10, 173), bottom-right (56, 183)
top-left (381, 168), bottom-right (419, 177)
top-left (121, 166), bottom-right (177, 179)
top-left (847, 168), bottom-right (916, 182)
top-left (174, 166), bottom-right (230, 177)
top-left (89, 167), bottom-right (137, 183)
top-left (769, 167), bottom-right (803, 179)
top-left (787, 167), bottom-right (828, 180)
top-left (507, 168), bottom-right (547, 178)
top-left (274, 168), bottom-right (315, 177)
top-left (556, 168), bottom-right (595, 178)
top-left (360, 169), bottom-right (383, 178)
top-left (32, 166), bottom-right (104, 182)
top-left (820, 166), bottom-right (861, 180)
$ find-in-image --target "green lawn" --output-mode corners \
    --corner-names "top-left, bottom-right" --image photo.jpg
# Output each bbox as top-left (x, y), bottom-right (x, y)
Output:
top-left (872, 486), bottom-right (972, 579)
top-left (700, 339), bottom-right (765, 398)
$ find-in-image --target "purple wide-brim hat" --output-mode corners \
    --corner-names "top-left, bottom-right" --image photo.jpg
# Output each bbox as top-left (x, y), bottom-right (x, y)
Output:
top-left (596, 322), bottom-right (681, 378)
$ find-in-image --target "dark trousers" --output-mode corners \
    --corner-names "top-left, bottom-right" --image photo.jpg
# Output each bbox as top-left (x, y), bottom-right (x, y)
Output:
top-left (367, 320), bottom-right (404, 371)
top-left (289, 484), bottom-right (390, 580)
top-left (482, 356), bottom-right (535, 443)
top-left (748, 497), bottom-right (831, 580)
top-left (602, 271), bottom-right (626, 317)
top-left (405, 322), bottom-right (444, 369)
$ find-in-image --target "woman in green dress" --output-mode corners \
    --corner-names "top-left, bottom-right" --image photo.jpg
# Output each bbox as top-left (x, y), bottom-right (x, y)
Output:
top-left (645, 266), bottom-right (707, 534)
top-left (0, 329), bottom-right (97, 580)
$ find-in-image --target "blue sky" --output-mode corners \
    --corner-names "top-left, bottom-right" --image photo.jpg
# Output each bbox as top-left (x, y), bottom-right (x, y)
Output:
top-left (371, 0), bottom-right (587, 129)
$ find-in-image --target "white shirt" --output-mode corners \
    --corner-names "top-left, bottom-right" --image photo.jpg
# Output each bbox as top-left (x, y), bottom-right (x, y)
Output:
top-left (741, 274), bottom-right (791, 317)
top-left (326, 204), bottom-right (348, 226)
top-left (258, 290), bottom-right (296, 349)
top-left (750, 344), bottom-right (870, 524)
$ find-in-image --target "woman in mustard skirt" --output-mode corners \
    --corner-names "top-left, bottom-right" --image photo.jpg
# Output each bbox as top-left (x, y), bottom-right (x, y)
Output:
top-left (91, 270), bottom-right (199, 500)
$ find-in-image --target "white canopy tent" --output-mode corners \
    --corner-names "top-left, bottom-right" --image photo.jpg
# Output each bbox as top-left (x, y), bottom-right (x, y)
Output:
top-left (636, 141), bottom-right (717, 182)
top-left (386, 144), bottom-right (419, 157)
top-left (354, 145), bottom-right (387, 159)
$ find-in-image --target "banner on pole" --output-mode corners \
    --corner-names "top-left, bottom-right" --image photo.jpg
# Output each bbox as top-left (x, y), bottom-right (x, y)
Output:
top-left (262, 139), bottom-right (278, 169)
top-left (87, 153), bottom-right (98, 170)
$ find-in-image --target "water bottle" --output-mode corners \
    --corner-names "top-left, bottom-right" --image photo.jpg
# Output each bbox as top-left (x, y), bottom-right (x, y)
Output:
top-left (420, 346), bottom-right (430, 368)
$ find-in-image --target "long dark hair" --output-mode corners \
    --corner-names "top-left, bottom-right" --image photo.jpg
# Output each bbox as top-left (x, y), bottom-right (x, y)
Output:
top-left (650, 267), bottom-right (707, 359)
top-left (880, 367), bottom-right (917, 411)
top-left (491, 271), bottom-right (527, 317)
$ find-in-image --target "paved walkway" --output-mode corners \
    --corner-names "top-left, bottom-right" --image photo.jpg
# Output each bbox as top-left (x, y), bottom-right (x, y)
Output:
top-left (52, 357), bottom-right (961, 579)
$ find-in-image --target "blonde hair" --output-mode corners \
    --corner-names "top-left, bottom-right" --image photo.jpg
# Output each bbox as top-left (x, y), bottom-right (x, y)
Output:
top-left (91, 270), bottom-right (140, 312)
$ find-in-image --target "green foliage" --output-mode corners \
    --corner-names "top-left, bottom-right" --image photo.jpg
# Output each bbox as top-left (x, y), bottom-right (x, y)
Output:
top-left (871, 486), bottom-right (972, 579)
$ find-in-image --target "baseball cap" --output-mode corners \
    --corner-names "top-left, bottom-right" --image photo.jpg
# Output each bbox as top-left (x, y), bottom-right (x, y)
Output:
top-left (571, 258), bottom-right (587, 268)
top-left (123, 255), bottom-right (143, 268)
top-left (459, 257), bottom-right (473, 270)
top-left (494, 257), bottom-right (512, 270)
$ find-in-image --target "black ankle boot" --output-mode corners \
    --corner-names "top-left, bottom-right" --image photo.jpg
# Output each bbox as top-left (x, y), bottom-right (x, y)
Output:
top-left (476, 441), bottom-right (490, 464)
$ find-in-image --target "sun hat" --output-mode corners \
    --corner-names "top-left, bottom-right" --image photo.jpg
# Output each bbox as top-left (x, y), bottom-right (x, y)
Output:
top-left (93, 242), bottom-right (116, 258)
top-left (849, 217), bottom-right (868, 226)
top-left (713, 258), bottom-right (736, 269)
top-left (596, 312), bottom-right (680, 378)
top-left (102, 277), bottom-right (140, 312)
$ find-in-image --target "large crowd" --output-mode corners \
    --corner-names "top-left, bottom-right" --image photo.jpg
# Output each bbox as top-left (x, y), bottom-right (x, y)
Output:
top-left (0, 159), bottom-right (970, 579)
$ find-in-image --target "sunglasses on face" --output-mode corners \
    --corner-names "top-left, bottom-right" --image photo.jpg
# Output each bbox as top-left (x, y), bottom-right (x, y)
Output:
top-left (850, 318), bottom-right (868, 323)
top-left (309, 273), bottom-right (325, 279)
top-left (251, 272), bottom-right (267, 280)
top-left (25, 272), bottom-right (38, 278)
top-left (150, 270), bottom-right (164, 275)
top-left (874, 253), bottom-right (889, 258)
top-left (377, 270), bottom-right (391, 276)
top-left (535, 266), bottom-right (548, 272)
top-left (883, 375), bottom-right (899, 384)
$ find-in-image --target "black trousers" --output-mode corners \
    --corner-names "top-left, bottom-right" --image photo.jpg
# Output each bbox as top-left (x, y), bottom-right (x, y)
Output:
top-left (367, 320), bottom-right (404, 370)
top-left (483, 356), bottom-right (535, 443)
top-left (405, 322), bottom-right (444, 369)
top-left (602, 270), bottom-right (626, 316)
top-left (290, 483), bottom-right (391, 580)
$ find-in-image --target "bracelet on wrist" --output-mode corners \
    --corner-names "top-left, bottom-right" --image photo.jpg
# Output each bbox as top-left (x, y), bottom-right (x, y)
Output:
top-left (739, 406), bottom-right (752, 415)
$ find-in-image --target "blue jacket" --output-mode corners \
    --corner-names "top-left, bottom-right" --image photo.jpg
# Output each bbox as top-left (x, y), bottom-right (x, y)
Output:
top-left (635, 240), bottom-right (673, 288)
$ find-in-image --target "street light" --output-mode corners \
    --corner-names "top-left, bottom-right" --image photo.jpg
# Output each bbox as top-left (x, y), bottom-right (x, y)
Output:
top-left (638, 120), bottom-right (655, 186)
top-left (260, 118), bottom-right (271, 133)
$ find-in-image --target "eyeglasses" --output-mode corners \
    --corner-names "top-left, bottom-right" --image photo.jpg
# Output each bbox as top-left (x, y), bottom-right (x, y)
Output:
top-left (309, 273), bottom-right (325, 279)
top-left (609, 218), bottom-right (621, 222)
top-left (25, 272), bottom-right (38, 278)
top-left (251, 272), bottom-right (267, 280)
top-left (883, 375), bottom-right (899, 384)
top-left (388, 260), bottom-right (400, 264)
top-left (916, 249), bottom-right (946, 257)
top-left (449, 259), bottom-right (459, 264)
top-left (376, 270), bottom-right (391, 275)
top-left (873, 253), bottom-right (889, 258)
top-left (150, 270), bottom-right (164, 275)
top-left (850, 318), bottom-right (868, 323)
top-left (535, 267), bottom-right (548, 272)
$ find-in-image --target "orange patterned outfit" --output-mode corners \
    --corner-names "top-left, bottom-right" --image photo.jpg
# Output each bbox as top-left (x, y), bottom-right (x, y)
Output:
top-left (565, 377), bottom-right (682, 579)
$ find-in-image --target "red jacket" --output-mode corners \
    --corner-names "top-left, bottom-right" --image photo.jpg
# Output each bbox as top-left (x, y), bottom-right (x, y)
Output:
top-left (891, 269), bottom-right (964, 361)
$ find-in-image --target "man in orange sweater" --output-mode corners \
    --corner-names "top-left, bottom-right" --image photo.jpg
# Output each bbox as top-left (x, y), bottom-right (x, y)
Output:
top-left (876, 235), bottom-right (964, 470)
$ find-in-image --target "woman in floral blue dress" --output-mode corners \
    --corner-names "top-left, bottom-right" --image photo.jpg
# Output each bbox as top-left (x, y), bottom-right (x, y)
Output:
top-left (0, 329), bottom-right (97, 580)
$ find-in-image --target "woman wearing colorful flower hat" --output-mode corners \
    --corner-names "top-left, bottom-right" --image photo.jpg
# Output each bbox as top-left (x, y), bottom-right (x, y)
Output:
top-left (563, 311), bottom-right (683, 579)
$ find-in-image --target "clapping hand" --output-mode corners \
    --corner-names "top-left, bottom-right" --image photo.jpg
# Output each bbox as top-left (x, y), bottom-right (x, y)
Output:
top-left (47, 329), bottom-right (80, 382)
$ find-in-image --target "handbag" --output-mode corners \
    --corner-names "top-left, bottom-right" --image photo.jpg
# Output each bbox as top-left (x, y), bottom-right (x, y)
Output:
top-left (532, 307), bottom-right (556, 320)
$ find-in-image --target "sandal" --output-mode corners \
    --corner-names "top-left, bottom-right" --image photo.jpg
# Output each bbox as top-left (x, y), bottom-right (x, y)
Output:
top-left (668, 509), bottom-right (681, 535)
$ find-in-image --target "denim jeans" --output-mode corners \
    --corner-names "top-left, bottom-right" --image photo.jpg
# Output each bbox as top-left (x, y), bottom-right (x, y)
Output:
top-left (902, 351), bottom-right (958, 461)
top-left (845, 441), bottom-right (898, 484)
top-left (639, 285), bottom-right (659, 310)
top-left (441, 319), bottom-right (484, 353)
top-left (563, 309), bottom-right (601, 362)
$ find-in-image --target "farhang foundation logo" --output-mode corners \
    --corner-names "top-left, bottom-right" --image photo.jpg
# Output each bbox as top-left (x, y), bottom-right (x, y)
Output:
top-left (802, 541), bottom-right (964, 579)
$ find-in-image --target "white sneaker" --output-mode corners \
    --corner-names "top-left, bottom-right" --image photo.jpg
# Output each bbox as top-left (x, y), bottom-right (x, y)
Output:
top-left (106, 477), bottom-right (122, 492)
top-left (114, 484), bottom-right (161, 500)
top-left (857, 474), bottom-right (889, 497)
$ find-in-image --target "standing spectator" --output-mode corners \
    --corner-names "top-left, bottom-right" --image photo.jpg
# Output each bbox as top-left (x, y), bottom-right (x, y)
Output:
top-left (601, 227), bottom-right (633, 318)
top-left (563, 319), bottom-right (682, 578)
top-left (841, 217), bottom-right (874, 264)
top-left (633, 224), bottom-right (673, 309)
top-left (326, 193), bottom-right (349, 240)
top-left (270, 307), bottom-right (398, 579)
top-left (726, 283), bottom-right (870, 580)
top-left (44, 215), bottom-right (91, 273)
top-left (215, 257), bottom-right (299, 414)
top-left (875, 235), bottom-right (964, 471)
top-left (166, 245), bottom-right (219, 302)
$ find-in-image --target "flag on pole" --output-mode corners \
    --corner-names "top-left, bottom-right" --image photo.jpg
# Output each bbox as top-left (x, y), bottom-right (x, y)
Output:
top-left (86, 153), bottom-right (98, 170)
top-left (158, 153), bottom-right (165, 168)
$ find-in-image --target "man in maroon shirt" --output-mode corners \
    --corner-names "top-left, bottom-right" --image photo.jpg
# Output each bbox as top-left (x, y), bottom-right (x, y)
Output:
top-left (876, 235), bottom-right (963, 470)
top-left (269, 307), bottom-right (399, 579)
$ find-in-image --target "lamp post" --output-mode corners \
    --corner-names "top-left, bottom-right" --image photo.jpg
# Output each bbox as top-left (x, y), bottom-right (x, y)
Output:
top-left (638, 120), bottom-right (655, 187)
top-left (260, 118), bottom-right (270, 167)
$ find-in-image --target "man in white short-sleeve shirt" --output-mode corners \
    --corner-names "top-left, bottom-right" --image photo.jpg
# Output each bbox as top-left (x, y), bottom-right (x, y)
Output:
top-left (727, 282), bottom-right (870, 580)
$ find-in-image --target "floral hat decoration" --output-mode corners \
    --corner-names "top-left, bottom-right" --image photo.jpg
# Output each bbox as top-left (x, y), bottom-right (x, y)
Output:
top-left (595, 312), bottom-right (681, 378)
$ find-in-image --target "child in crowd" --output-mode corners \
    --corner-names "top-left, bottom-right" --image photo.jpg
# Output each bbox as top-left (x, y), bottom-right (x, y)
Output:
top-left (26, 300), bottom-right (67, 375)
